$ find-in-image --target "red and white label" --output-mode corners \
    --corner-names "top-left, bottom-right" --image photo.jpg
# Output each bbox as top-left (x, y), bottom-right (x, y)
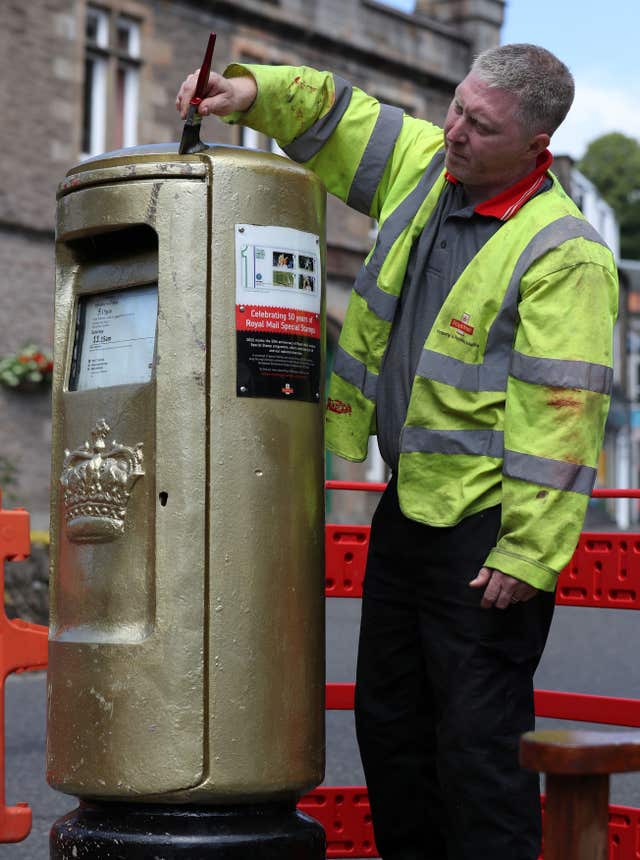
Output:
top-left (450, 317), bottom-right (474, 335)
top-left (236, 305), bottom-right (321, 339)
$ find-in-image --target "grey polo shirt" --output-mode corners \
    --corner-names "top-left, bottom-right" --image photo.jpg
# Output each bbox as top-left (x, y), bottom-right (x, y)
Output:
top-left (376, 177), bottom-right (551, 472)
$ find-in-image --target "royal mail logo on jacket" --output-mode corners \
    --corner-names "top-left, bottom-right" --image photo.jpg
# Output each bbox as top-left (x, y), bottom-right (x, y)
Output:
top-left (450, 312), bottom-right (474, 335)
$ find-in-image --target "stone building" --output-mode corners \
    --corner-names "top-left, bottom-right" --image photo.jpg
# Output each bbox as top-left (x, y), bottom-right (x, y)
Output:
top-left (0, 0), bottom-right (504, 528)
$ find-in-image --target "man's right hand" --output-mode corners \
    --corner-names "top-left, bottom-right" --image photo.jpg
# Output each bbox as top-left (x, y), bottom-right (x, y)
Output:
top-left (175, 70), bottom-right (257, 119)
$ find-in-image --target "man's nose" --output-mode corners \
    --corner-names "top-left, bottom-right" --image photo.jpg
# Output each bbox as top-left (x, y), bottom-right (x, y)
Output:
top-left (446, 116), bottom-right (467, 143)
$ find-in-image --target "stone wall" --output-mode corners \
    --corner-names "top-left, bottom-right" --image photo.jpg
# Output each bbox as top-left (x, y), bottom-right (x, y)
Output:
top-left (0, 1), bottom-right (82, 234)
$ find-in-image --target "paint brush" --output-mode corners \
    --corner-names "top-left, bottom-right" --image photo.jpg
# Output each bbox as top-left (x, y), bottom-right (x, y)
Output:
top-left (179, 31), bottom-right (217, 155)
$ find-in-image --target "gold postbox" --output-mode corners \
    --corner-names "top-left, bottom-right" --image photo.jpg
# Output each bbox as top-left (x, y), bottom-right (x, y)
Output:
top-left (47, 144), bottom-right (326, 804)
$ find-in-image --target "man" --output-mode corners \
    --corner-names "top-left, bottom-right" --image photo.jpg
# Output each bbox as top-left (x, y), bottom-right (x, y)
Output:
top-left (177, 44), bottom-right (618, 859)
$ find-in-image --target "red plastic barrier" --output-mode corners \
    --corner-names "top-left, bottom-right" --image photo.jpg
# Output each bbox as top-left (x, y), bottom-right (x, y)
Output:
top-left (3, 483), bottom-right (640, 856)
top-left (320, 483), bottom-right (640, 858)
top-left (0, 496), bottom-right (48, 843)
top-left (326, 524), bottom-right (640, 729)
top-left (327, 523), bottom-right (640, 609)
top-left (299, 787), bottom-right (376, 857)
top-left (325, 524), bottom-right (369, 597)
top-left (299, 790), bottom-right (640, 860)
top-left (534, 689), bottom-right (640, 727)
top-left (558, 533), bottom-right (640, 609)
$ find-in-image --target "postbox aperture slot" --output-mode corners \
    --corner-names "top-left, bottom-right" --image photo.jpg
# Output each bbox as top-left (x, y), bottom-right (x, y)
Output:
top-left (65, 223), bottom-right (158, 266)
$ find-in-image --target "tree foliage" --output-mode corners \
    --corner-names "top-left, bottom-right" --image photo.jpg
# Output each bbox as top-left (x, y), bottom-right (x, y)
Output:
top-left (578, 132), bottom-right (640, 260)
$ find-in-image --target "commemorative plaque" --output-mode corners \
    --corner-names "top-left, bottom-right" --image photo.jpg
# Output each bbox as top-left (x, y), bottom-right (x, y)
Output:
top-left (235, 224), bottom-right (322, 402)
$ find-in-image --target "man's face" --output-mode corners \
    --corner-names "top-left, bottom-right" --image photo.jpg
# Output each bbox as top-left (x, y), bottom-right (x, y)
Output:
top-left (443, 73), bottom-right (542, 197)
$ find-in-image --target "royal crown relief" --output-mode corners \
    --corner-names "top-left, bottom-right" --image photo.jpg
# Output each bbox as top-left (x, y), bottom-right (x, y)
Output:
top-left (59, 419), bottom-right (144, 543)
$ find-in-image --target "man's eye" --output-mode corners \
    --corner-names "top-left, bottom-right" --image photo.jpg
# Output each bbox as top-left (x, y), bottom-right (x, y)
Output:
top-left (468, 115), bottom-right (491, 134)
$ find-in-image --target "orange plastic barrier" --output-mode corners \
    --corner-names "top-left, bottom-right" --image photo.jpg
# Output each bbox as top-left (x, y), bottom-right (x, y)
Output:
top-left (0, 494), bottom-right (48, 843)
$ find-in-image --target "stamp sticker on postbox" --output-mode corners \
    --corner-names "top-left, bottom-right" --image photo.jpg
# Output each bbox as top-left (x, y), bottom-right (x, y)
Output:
top-left (235, 224), bottom-right (322, 402)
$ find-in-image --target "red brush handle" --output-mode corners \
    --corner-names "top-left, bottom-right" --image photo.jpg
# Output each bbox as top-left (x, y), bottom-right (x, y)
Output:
top-left (191, 32), bottom-right (217, 105)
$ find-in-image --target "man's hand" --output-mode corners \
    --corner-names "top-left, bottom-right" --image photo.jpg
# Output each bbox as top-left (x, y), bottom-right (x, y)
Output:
top-left (176, 70), bottom-right (257, 119)
top-left (469, 567), bottom-right (538, 610)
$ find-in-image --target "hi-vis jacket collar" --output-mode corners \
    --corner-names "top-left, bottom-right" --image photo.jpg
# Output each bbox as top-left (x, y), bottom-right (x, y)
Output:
top-left (445, 150), bottom-right (554, 221)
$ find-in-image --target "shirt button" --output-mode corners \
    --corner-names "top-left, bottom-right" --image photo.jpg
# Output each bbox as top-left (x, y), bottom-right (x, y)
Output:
top-left (440, 240), bottom-right (447, 248)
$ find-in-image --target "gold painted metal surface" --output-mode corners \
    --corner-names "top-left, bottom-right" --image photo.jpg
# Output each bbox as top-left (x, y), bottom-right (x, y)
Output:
top-left (60, 419), bottom-right (144, 543)
top-left (203, 147), bottom-right (326, 802)
top-left (48, 145), bottom-right (326, 804)
top-left (58, 156), bottom-right (207, 198)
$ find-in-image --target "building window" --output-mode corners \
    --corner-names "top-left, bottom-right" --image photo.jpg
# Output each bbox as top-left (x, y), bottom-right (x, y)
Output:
top-left (83, 6), bottom-right (109, 155)
top-left (114, 16), bottom-right (140, 150)
top-left (82, 5), bottom-right (142, 157)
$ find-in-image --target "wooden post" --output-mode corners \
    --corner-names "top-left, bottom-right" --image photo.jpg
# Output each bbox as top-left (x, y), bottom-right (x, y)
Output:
top-left (520, 729), bottom-right (640, 860)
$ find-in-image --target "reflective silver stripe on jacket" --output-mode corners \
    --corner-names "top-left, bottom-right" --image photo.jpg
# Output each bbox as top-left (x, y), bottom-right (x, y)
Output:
top-left (353, 149), bottom-right (446, 322)
top-left (417, 215), bottom-right (610, 392)
top-left (346, 104), bottom-right (404, 215)
top-left (282, 75), bottom-right (353, 162)
top-left (400, 426), bottom-right (504, 458)
top-left (399, 429), bottom-right (597, 494)
top-left (510, 351), bottom-right (613, 394)
top-left (333, 346), bottom-right (379, 401)
top-left (416, 350), bottom-right (506, 392)
top-left (331, 151), bottom-right (446, 399)
top-left (503, 450), bottom-right (596, 495)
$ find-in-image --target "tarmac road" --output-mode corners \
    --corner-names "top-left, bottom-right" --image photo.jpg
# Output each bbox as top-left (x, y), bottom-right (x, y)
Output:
top-left (5, 597), bottom-right (640, 859)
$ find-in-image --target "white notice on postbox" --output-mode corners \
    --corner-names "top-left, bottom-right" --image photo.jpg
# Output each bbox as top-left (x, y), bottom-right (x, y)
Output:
top-left (235, 224), bottom-right (322, 402)
top-left (73, 285), bottom-right (158, 390)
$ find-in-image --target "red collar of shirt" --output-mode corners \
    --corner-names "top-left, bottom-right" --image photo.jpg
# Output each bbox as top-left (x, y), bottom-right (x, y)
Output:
top-left (445, 150), bottom-right (553, 221)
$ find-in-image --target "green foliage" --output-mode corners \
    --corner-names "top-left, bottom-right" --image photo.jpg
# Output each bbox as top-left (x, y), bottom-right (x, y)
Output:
top-left (0, 344), bottom-right (53, 390)
top-left (578, 132), bottom-right (640, 259)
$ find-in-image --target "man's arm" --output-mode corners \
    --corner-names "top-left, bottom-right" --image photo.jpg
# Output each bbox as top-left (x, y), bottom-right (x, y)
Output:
top-left (177, 63), bottom-right (402, 218)
top-left (176, 64), bottom-right (444, 222)
top-left (481, 242), bottom-right (618, 602)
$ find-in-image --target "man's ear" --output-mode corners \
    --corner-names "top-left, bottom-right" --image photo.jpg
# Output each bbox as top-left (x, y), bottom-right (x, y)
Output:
top-left (528, 132), bottom-right (551, 157)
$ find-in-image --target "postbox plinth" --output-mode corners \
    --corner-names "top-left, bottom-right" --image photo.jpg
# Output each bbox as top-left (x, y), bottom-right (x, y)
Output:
top-left (50, 801), bottom-right (325, 858)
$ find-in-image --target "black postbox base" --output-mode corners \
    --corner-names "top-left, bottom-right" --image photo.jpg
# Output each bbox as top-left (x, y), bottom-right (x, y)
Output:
top-left (50, 800), bottom-right (326, 859)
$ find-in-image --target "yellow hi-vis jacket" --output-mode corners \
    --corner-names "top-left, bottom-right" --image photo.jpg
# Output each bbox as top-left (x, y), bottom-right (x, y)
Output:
top-left (223, 63), bottom-right (619, 591)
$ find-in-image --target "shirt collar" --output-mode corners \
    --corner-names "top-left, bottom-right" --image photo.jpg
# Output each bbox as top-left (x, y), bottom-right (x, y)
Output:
top-left (445, 150), bottom-right (553, 221)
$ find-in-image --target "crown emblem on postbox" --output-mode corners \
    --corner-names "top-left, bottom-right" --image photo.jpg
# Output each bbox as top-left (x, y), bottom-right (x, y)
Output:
top-left (59, 419), bottom-right (144, 543)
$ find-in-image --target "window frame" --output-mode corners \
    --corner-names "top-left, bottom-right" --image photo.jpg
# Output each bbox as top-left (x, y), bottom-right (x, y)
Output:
top-left (81, 4), bottom-right (143, 158)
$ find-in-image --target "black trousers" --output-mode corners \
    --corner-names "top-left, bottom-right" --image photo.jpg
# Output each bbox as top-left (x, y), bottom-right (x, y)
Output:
top-left (355, 478), bottom-right (556, 860)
